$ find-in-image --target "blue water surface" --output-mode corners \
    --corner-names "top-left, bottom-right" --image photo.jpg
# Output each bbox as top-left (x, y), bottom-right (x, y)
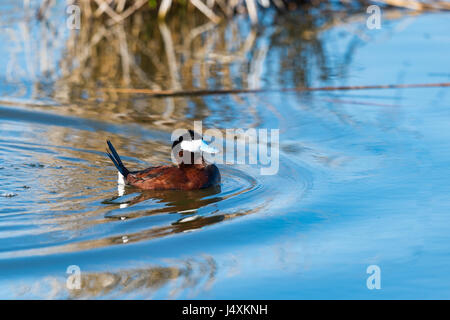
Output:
top-left (0, 2), bottom-right (449, 299)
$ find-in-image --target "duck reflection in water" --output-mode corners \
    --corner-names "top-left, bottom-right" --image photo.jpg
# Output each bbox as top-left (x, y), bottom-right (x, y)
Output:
top-left (113, 183), bottom-right (222, 215)
top-left (104, 184), bottom-right (227, 236)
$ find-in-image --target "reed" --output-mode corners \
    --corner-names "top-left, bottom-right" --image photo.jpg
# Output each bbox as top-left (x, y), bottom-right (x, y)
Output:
top-left (8, 0), bottom-right (449, 130)
top-left (39, 0), bottom-right (450, 26)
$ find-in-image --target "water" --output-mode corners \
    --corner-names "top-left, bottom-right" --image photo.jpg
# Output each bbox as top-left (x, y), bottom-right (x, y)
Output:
top-left (0, 2), bottom-right (449, 298)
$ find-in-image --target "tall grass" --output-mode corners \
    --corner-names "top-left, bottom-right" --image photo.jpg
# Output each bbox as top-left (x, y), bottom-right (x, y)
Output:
top-left (39, 0), bottom-right (449, 26)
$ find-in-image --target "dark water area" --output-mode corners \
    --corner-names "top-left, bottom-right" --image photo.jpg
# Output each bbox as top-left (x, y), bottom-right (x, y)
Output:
top-left (0, 1), bottom-right (449, 298)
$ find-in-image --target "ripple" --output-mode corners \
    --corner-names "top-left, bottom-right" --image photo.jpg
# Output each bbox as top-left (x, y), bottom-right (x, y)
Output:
top-left (0, 122), bottom-right (312, 259)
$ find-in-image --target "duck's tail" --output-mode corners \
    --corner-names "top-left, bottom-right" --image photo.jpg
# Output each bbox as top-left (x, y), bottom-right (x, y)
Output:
top-left (106, 140), bottom-right (130, 178)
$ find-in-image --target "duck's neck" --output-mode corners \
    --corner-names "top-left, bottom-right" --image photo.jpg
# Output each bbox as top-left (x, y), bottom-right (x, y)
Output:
top-left (179, 157), bottom-right (206, 169)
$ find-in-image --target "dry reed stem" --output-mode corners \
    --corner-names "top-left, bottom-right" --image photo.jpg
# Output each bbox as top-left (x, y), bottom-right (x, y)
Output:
top-left (100, 82), bottom-right (450, 97)
top-left (376, 0), bottom-right (450, 11)
top-left (38, 0), bottom-right (450, 26)
top-left (190, 0), bottom-right (221, 23)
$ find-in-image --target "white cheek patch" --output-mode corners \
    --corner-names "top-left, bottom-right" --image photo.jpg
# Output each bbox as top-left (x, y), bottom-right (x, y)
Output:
top-left (180, 139), bottom-right (219, 154)
top-left (180, 139), bottom-right (202, 152)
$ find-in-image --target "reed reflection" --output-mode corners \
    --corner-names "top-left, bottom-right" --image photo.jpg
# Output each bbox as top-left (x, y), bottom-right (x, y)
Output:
top-left (17, 256), bottom-right (217, 299)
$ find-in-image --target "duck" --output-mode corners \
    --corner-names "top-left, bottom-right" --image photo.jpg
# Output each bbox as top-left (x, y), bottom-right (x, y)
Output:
top-left (106, 130), bottom-right (221, 190)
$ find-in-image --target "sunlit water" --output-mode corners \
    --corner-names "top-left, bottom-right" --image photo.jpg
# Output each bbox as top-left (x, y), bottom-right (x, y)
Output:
top-left (0, 2), bottom-right (449, 298)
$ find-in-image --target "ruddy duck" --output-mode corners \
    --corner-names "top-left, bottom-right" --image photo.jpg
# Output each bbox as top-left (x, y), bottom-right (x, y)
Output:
top-left (106, 130), bottom-right (220, 190)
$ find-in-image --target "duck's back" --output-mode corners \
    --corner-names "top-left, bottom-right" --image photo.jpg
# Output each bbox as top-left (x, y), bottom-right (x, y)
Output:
top-left (126, 164), bottom-right (220, 190)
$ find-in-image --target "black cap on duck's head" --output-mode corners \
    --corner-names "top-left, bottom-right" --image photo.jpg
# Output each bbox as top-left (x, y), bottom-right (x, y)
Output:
top-left (171, 130), bottom-right (218, 165)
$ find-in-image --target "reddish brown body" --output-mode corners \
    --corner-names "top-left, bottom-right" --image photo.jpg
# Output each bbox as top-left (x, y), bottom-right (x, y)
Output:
top-left (106, 136), bottom-right (220, 191)
top-left (125, 163), bottom-right (221, 190)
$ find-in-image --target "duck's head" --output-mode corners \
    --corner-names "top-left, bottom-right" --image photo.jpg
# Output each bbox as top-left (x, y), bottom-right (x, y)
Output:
top-left (171, 130), bottom-right (218, 165)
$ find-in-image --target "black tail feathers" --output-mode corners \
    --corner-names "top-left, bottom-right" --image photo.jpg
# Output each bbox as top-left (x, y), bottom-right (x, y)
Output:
top-left (106, 140), bottom-right (130, 177)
